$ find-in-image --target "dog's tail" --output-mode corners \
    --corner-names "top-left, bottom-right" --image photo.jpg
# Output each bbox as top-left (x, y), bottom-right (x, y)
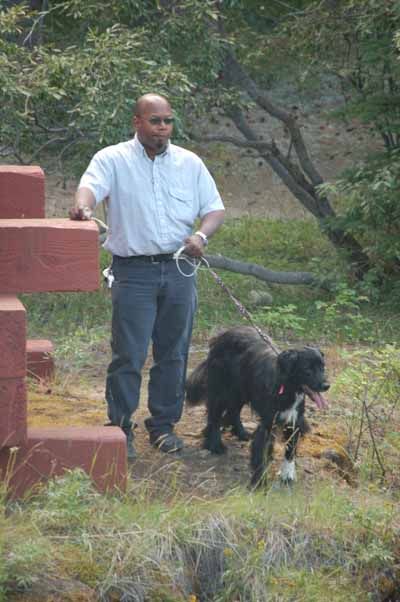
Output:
top-left (185, 359), bottom-right (208, 405)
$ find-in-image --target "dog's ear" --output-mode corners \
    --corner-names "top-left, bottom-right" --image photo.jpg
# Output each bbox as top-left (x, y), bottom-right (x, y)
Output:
top-left (278, 349), bottom-right (299, 380)
top-left (305, 346), bottom-right (324, 360)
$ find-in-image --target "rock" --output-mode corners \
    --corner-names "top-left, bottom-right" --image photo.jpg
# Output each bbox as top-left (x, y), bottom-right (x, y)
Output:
top-left (248, 290), bottom-right (273, 306)
top-left (321, 448), bottom-right (354, 477)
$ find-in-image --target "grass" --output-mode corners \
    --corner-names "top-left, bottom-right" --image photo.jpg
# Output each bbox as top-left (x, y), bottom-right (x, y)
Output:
top-left (1, 476), bottom-right (398, 601)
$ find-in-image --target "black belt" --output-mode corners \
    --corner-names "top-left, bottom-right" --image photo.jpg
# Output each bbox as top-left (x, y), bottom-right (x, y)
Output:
top-left (113, 253), bottom-right (175, 264)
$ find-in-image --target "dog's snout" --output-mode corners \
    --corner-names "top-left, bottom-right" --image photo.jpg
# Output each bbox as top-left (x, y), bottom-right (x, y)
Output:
top-left (321, 382), bottom-right (330, 392)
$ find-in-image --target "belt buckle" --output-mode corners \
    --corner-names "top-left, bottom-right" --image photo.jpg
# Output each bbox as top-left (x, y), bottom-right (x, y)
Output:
top-left (150, 255), bottom-right (160, 264)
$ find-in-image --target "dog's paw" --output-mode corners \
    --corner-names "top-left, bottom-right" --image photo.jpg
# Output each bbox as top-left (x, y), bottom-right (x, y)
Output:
top-left (232, 426), bottom-right (251, 441)
top-left (249, 468), bottom-right (268, 490)
top-left (278, 459), bottom-right (296, 486)
top-left (279, 476), bottom-right (295, 488)
top-left (249, 476), bottom-right (268, 491)
top-left (211, 443), bottom-right (227, 455)
top-left (203, 440), bottom-right (227, 455)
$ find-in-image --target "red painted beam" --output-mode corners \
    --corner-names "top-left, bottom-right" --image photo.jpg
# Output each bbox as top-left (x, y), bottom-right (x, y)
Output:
top-left (0, 219), bottom-right (100, 293)
top-left (0, 426), bottom-right (127, 498)
top-left (26, 339), bottom-right (54, 381)
top-left (0, 378), bottom-right (27, 447)
top-left (0, 295), bottom-right (26, 378)
top-left (0, 166), bottom-right (45, 218)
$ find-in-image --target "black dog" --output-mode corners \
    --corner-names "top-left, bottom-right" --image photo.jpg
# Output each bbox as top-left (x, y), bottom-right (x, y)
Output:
top-left (186, 326), bottom-right (329, 487)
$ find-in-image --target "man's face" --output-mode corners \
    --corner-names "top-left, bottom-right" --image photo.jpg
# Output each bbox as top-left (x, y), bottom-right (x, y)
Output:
top-left (133, 98), bottom-right (174, 156)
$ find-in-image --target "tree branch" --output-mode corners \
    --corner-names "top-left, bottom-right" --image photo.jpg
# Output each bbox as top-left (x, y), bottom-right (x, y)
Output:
top-left (195, 127), bottom-right (330, 219)
top-left (224, 51), bottom-right (324, 187)
top-left (205, 254), bottom-right (323, 287)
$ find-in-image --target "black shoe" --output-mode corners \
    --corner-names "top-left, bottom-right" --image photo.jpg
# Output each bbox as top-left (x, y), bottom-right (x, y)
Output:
top-left (125, 429), bottom-right (137, 461)
top-left (104, 422), bottom-right (136, 460)
top-left (150, 432), bottom-right (183, 453)
top-left (126, 435), bottom-right (137, 460)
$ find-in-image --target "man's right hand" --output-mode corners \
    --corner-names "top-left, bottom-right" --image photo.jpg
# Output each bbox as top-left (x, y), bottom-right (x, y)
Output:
top-left (69, 207), bottom-right (91, 221)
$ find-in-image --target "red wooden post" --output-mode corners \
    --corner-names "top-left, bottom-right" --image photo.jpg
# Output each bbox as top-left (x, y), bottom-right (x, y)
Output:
top-left (0, 295), bottom-right (27, 447)
top-left (26, 340), bottom-right (55, 381)
top-left (0, 166), bottom-right (127, 496)
top-left (0, 166), bottom-right (45, 218)
top-left (0, 166), bottom-right (54, 380)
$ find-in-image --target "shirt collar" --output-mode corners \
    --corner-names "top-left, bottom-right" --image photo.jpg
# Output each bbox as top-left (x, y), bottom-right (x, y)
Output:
top-left (132, 134), bottom-right (170, 159)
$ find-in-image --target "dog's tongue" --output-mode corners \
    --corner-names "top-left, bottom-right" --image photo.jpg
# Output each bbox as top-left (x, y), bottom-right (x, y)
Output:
top-left (303, 386), bottom-right (328, 409)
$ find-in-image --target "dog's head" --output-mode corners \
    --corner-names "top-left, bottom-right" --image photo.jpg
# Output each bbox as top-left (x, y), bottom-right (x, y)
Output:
top-left (278, 347), bottom-right (330, 408)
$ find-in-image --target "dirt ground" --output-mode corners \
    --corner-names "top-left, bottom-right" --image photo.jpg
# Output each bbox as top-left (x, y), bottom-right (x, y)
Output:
top-left (28, 341), bottom-right (352, 499)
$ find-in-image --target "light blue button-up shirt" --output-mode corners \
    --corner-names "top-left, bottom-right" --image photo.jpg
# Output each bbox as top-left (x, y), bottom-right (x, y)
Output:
top-left (78, 135), bottom-right (224, 257)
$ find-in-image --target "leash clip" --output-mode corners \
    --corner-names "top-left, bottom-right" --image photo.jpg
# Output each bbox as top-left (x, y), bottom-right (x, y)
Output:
top-left (103, 266), bottom-right (114, 288)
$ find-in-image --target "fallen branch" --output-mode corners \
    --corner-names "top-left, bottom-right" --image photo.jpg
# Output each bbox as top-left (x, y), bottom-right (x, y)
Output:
top-left (205, 254), bottom-right (324, 288)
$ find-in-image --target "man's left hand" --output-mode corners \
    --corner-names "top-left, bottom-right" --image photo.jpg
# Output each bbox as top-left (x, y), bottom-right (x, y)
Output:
top-left (183, 234), bottom-right (205, 257)
top-left (69, 206), bottom-right (91, 221)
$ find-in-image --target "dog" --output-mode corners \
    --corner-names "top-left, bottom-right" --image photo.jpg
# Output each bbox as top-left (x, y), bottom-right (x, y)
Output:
top-left (185, 326), bottom-right (329, 487)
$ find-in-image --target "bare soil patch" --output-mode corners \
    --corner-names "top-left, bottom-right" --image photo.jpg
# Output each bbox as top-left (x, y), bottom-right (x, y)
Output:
top-left (28, 344), bottom-right (351, 499)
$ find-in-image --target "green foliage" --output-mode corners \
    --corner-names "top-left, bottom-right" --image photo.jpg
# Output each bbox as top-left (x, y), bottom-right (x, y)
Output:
top-left (322, 152), bottom-right (400, 289)
top-left (282, 0), bottom-right (400, 146)
top-left (254, 304), bottom-right (307, 339)
top-left (30, 469), bottom-right (101, 532)
top-left (1, 476), bottom-right (398, 600)
top-left (0, 538), bottom-right (51, 593)
top-left (274, 0), bottom-right (400, 292)
top-left (315, 282), bottom-right (373, 343)
top-left (0, 1), bottom-right (222, 172)
top-left (332, 345), bottom-right (400, 483)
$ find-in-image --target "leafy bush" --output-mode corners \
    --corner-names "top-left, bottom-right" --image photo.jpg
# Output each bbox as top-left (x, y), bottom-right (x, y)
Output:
top-left (329, 152), bottom-right (400, 289)
top-left (0, 1), bottom-right (221, 173)
top-left (332, 344), bottom-right (400, 484)
top-left (314, 282), bottom-right (373, 343)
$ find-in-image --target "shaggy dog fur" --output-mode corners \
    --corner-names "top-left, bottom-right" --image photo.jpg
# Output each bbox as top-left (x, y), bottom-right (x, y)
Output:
top-left (186, 326), bottom-right (330, 487)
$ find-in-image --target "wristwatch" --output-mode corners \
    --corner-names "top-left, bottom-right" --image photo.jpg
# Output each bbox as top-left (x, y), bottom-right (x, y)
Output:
top-left (195, 230), bottom-right (208, 246)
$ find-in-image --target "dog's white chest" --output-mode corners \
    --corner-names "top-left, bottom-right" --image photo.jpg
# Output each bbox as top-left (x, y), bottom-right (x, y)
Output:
top-left (279, 392), bottom-right (304, 426)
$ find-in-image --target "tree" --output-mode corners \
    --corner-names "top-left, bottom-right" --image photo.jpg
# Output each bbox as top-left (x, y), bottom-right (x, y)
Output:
top-left (281, 0), bottom-right (400, 280)
top-left (1, 0), bottom-right (398, 285)
top-left (197, 0), bottom-right (400, 280)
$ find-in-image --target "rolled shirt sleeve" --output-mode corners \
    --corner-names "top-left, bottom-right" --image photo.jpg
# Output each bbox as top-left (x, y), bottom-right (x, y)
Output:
top-left (78, 150), bottom-right (113, 205)
top-left (197, 159), bottom-right (224, 217)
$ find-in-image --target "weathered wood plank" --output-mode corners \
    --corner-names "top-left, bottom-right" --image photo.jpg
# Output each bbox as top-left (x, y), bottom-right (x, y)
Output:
top-left (26, 339), bottom-right (55, 381)
top-left (0, 295), bottom-right (26, 378)
top-left (0, 378), bottom-right (27, 447)
top-left (0, 219), bottom-right (100, 293)
top-left (0, 166), bottom-right (45, 218)
top-left (0, 427), bottom-right (127, 498)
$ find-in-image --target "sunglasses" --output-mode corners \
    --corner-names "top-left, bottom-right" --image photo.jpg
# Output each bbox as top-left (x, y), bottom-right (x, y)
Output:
top-left (146, 117), bottom-right (175, 125)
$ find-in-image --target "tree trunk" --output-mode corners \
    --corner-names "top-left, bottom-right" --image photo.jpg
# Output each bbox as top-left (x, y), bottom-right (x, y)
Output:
top-left (217, 50), bottom-right (371, 278)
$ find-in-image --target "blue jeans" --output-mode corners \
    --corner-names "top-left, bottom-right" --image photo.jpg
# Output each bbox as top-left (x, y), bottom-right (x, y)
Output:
top-left (105, 256), bottom-right (197, 436)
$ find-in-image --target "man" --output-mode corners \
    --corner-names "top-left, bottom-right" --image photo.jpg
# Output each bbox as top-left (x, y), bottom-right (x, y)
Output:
top-left (70, 93), bottom-right (225, 459)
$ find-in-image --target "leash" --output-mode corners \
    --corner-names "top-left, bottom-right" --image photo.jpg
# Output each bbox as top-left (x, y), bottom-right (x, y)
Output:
top-left (95, 221), bottom-right (279, 354)
top-left (173, 247), bottom-right (280, 354)
top-left (206, 264), bottom-right (280, 354)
